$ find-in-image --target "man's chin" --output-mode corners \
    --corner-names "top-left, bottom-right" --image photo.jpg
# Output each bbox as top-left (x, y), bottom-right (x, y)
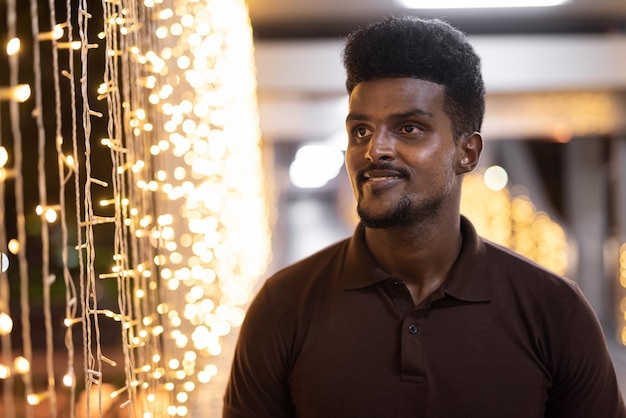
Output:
top-left (358, 211), bottom-right (403, 229)
top-left (357, 197), bottom-right (417, 229)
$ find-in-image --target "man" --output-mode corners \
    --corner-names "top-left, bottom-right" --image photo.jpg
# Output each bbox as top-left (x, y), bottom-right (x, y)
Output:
top-left (223, 16), bottom-right (626, 417)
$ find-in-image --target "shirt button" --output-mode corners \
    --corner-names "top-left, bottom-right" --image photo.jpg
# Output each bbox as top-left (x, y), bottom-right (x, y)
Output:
top-left (408, 324), bottom-right (420, 335)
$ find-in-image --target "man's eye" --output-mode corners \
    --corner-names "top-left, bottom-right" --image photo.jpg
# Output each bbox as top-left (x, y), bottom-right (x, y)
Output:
top-left (401, 124), bottom-right (420, 134)
top-left (354, 127), bottom-right (370, 138)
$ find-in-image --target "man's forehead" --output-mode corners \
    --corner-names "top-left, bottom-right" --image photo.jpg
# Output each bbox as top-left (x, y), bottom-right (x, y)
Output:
top-left (348, 78), bottom-right (446, 110)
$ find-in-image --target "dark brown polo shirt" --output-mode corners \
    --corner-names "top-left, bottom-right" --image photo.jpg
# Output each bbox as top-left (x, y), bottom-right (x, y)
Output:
top-left (224, 217), bottom-right (626, 418)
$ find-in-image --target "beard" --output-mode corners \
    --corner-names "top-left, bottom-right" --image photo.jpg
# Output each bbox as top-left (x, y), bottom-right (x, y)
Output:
top-left (357, 196), bottom-right (413, 229)
top-left (355, 162), bottom-right (457, 230)
top-left (353, 158), bottom-right (458, 230)
top-left (356, 193), bottom-right (446, 230)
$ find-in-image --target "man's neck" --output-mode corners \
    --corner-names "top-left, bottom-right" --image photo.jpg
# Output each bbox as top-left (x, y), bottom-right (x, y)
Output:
top-left (363, 215), bottom-right (462, 305)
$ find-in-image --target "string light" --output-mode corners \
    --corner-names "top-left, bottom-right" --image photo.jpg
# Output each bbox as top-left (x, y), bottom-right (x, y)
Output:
top-left (0, 312), bottom-right (13, 335)
top-left (27, 392), bottom-right (50, 406)
top-left (13, 356), bottom-right (31, 374)
top-left (35, 204), bottom-right (60, 223)
top-left (0, 364), bottom-right (11, 379)
top-left (0, 147), bottom-right (8, 167)
top-left (62, 369), bottom-right (75, 388)
top-left (7, 239), bottom-right (19, 255)
top-left (6, 37), bottom-right (20, 55)
top-left (87, 0), bottom-right (271, 414)
top-left (36, 24), bottom-right (65, 41)
top-left (0, 84), bottom-right (31, 102)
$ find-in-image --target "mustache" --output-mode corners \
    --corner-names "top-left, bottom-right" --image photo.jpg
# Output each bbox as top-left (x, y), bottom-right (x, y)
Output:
top-left (357, 163), bottom-right (409, 180)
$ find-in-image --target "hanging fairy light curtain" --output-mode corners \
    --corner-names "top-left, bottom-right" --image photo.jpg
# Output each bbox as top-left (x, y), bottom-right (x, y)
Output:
top-left (0, 0), bottom-right (270, 417)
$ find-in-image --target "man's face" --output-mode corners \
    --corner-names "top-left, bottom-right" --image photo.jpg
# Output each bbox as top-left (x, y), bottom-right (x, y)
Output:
top-left (344, 77), bottom-right (462, 229)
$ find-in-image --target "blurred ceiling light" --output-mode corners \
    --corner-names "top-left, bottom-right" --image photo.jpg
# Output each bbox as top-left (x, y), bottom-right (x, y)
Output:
top-left (326, 130), bottom-right (349, 152)
top-left (289, 144), bottom-right (345, 189)
top-left (396, 0), bottom-right (569, 8)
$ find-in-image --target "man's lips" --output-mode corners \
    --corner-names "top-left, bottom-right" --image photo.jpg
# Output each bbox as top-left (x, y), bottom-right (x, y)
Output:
top-left (360, 169), bottom-right (405, 188)
top-left (363, 169), bottom-right (404, 181)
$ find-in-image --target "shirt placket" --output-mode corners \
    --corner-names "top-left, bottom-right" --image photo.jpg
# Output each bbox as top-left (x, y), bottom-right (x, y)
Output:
top-left (385, 278), bottom-right (429, 383)
top-left (400, 311), bottom-right (426, 383)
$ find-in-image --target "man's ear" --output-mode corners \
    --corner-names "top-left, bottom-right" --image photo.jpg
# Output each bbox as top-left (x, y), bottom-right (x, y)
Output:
top-left (456, 132), bottom-right (483, 174)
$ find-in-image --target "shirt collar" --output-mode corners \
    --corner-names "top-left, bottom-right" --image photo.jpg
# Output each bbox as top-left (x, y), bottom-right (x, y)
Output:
top-left (342, 216), bottom-right (492, 302)
top-left (342, 222), bottom-right (389, 289)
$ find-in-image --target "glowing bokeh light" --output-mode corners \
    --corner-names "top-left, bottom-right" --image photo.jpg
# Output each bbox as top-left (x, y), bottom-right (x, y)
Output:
top-left (461, 171), bottom-right (569, 275)
top-left (484, 165), bottom-right (509, 191)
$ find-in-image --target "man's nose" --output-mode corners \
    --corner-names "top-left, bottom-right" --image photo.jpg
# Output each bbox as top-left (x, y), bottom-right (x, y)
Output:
top-left (365, 130), bottom-right (395, 163)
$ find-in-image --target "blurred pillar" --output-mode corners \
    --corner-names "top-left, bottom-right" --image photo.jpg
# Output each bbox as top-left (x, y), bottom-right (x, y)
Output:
top-left (500, 141), bottom-right (554, 217)
top-left (613, 136), bottom-right (626, 244)
top-left (564, 137), bottom-right (609, 322)
top-left (612, 136), bottom-right (626, 344)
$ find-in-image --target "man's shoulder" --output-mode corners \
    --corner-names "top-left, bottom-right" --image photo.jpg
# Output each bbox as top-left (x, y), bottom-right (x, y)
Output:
top-left (481, 237), bottom-right (582, 301)
top-left (246, 237), bottom-right (352, 325)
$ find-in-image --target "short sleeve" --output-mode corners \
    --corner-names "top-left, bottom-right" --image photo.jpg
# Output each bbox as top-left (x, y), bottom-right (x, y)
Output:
top-left (545, 284), bottom-right (626, 418)
top-left (223, 283), bottom-right (296, 418)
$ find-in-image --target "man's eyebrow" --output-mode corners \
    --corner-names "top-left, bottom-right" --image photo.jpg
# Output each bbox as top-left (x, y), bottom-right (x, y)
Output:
top-left (393, 109), bottom-right (433, 119)
top-left (345, 113), bottom-right (367, 123)
top-left (345, 108), bottom-right (433, 123)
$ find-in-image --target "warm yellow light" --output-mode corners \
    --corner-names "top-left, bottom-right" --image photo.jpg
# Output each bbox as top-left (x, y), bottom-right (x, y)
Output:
top-left (0, 364), bottom-right (10, 379)
top-left (8, 239), bottom-right (20, 255)
top-left (0, 312), bottom-right (13, 335)
top-left (15, 84), bottom-right (31, 102)
top-left (45, 208), bottom-right (58, 223)
top-left (0, 146), bottom-right (8, 168)
top-left (37, 24), bottom-right (64, 41)
top-left (155, 26), bottom-right (168, 39)
top-left (63, 370), bottom-right (75, 387)
top-left (6, 38), bottom-right (20, 55)
top-left (14, 356), bottom-right (30, 374)
top-left (0, 84), bottom-right (34, 102)
top-left (176, 391), bottom-right (188, 403)
top-left (50, 0), bottom-right (273, 414)
top-left (65, 154), bottom-right (76, 169)
top-left (53, 24), bottom-right (64, 39)
top-left (27, 393), bottom-right (49, 406)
